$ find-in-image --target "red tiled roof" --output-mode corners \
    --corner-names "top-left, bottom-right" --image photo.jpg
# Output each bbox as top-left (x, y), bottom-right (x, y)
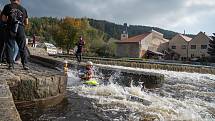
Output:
top-left (180, 34), bottom-right (192, 42)
top-left (116, 33), bottom-right (151, 43)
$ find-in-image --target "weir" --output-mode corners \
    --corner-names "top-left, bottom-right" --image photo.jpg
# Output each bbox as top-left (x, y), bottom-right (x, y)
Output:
top-left (56, 55), bottom-right (215, 75)
top-left (31, 55), bottom-right (165, 88)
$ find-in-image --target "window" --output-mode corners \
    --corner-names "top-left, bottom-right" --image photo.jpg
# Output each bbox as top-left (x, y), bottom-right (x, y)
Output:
top-left (201, 45), bottom-right (207, 49)
top-left (172, 46), bottom-right (176, 49)
top-left (191, 54), bottom-right (195, 58)
top-left (191, 45), bottom-right (196, 49)
top-left (181, 57), bottom-right (187, 61)
top-left (181, 45), bottom-right (186, 49)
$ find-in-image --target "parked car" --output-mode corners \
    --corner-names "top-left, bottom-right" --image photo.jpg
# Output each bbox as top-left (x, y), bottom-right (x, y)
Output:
top-left (36, 42), bottom-right (58, 55)
top-left (57, 48), bottom-right (63, 54)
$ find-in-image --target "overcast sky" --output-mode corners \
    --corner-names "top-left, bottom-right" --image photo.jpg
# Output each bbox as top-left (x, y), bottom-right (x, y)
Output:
top-left (1, 0), bottom-right (214, 35)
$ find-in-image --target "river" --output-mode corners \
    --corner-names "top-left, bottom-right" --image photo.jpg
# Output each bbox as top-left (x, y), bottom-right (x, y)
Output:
top-left (20, 64), bottom-right (215, 121)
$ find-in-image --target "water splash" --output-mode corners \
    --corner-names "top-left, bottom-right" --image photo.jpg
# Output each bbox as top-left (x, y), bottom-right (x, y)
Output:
top-left (66, 64), bottom-right (215, 121)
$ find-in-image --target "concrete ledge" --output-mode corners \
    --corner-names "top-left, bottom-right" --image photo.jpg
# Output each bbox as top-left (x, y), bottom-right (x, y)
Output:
top-left (15, 93), bottom-right (65, 108)
top-left (96, 65), bottom-right (164, 88)
top-left (0, 62), bottom-right (67, 121)
top-left (0, 78), bottom-right (21, 121)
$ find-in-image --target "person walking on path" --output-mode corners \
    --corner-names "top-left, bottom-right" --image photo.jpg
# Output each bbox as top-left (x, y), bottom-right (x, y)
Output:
top-left (75, 36), bottom-right (85, 62)
top-left (1, 0), bottom-right (29, 70)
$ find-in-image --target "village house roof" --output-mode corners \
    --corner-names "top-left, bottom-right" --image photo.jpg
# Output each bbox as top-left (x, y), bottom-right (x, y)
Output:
top-left (179, 34), bottom-right (192, 42)
top-left (197, 31), bottom-right (212, 40)
top-left (116, 32), bottom-right (151, 43)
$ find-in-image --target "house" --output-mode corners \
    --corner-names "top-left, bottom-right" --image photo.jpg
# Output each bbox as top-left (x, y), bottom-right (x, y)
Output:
top-left (169, 32), bottom-right (211, 61)
top-left (115, 30), bottom-right (169, 58)
top-left (169, 34), bottom-right (192, 60)
top-left (188, 32), bottom-right (211, 59)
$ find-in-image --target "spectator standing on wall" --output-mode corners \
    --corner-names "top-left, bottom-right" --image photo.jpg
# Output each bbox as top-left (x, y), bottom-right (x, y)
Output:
top-left (1, 0), bottom-right (29, 70)
top-left (0, 10), bottom-right (7, 65)
top-left (75, 36), bottom-right (85, 62)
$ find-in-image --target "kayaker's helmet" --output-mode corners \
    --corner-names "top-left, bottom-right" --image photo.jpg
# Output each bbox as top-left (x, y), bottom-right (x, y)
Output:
top-left (86, 61), bottom-right (93, 66)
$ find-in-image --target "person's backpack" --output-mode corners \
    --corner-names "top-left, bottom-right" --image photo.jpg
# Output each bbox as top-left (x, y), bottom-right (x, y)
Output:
top-left (9, 5), bottom-right (24, 36)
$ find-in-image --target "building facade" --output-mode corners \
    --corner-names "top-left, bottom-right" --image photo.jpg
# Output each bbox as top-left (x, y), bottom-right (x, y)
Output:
top-left (169, 34), bottom-right (192, 60)
top-left (169, 32), bottom-right (211, 61)
top-left (188, 32), bottom-right (211, 59)
top-left (116, 30), bottom-right (169, 58)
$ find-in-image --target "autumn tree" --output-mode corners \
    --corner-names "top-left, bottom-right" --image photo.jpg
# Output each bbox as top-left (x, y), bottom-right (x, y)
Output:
top-left (27, 17), bottom-right (117, 57)
top-left (53, 17), bottom-right (84, 53)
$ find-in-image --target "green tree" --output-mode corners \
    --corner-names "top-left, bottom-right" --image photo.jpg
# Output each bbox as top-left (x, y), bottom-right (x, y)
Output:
top-left (52, 17), bottom-right (80, 53)
top-left (208, 33), bottom-right (215, 62)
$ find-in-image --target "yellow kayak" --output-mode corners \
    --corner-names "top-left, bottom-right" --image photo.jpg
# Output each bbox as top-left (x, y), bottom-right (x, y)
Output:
top-left (83, 79), bottom-right (99, 86)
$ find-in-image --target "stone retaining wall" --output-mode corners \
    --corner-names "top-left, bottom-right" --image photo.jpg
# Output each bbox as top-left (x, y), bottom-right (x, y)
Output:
top-left (0, 70), bottom-right (22, 121)
top-left (0, 62), bottom-right (67, 121)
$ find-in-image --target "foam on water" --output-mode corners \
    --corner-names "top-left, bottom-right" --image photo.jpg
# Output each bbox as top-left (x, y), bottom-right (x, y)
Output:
top-left (67, 64), bottom-right (215, 121)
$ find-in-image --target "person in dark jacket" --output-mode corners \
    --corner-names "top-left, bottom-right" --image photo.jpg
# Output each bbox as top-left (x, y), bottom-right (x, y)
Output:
top-left (1, 0), bottom-right (29, 70)
top-left (75, 36), bottom-right (85, 62)
top-left (0, 10), bottom-right (7, 64)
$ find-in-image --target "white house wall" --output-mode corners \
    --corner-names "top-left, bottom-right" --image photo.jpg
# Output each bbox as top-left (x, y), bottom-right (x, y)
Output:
top-left (169, 34), bottom-right (188, 59)
top-left (189, 32), bottom-right (210, 58)
top-left (143, 32), bottom-right (169, 52)
top-left (116, 43), bottom-right (140, 58)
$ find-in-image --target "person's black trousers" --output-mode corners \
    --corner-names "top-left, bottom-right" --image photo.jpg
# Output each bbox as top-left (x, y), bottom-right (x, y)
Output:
top-left (0, 29), bottom-right (6, 63)
top-left (6, 25), bottom-right (27, 65)
top-left (75, 52), bottom-right (82, 62)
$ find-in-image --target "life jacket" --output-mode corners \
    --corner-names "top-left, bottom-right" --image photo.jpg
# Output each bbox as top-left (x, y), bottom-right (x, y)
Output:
top-left (79, 68), bottom-right (93, 80)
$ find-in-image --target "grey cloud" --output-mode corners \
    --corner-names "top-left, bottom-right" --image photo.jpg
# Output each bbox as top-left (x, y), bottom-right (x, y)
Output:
top-left (1, 0), bottom-right (214, 34)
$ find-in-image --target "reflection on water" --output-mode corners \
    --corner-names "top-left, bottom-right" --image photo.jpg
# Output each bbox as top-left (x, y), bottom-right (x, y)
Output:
top-left (20, 65), bottom-right (215, 121)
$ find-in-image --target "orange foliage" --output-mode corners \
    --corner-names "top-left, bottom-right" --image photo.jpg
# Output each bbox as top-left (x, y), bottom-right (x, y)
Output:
top-left (63, 17), bottom-right (83, 29)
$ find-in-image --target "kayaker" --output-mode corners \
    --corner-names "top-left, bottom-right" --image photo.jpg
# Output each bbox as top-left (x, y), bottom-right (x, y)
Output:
top-left (79, 61), bottom-right (99, 86)
top-left (79, 61), bottom-right (94, 80)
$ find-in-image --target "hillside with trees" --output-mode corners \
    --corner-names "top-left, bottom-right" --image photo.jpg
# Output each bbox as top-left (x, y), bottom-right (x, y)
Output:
top-left (88, 19), bottom-right (195, 40)
top-left (27, 17), bottom-right (195, 57)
